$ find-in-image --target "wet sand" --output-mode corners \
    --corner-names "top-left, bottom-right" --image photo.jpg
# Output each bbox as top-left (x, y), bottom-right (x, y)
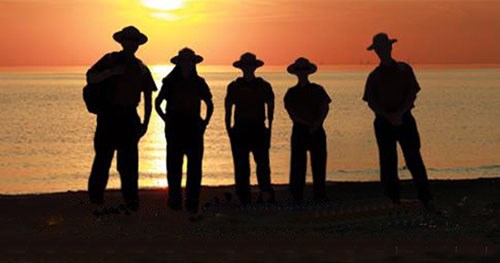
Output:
top-left (1, 178), bottom-right (499, 262)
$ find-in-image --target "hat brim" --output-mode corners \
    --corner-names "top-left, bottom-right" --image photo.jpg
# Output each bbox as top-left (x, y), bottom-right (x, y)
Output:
top-left (367, 39), bottom-right (397, 51)
top-left (170, 55), bottom-right (204, 64)
top-left (113, 32), bottom-right (148, 45)
top-left (233, 60), bottom-right (264, 69)
top-left (287, 63), bottom-right (317, 75)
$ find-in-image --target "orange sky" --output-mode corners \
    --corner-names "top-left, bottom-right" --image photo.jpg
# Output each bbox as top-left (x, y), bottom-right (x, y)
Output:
top-left (1, 0), bottom-right (499, 66)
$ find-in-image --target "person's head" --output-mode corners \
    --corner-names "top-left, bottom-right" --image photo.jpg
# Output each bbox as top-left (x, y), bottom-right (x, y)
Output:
top-left (233, 52), bottom-right (264, 77)
top-left (113, 26), bottom-right (148, 55)
top-left (287, 57), bottom-right (317, 82)
top-left (367, 33), bottom-right (397, 62)
top-left (120, 40), bottom-right (140, 55)
top-left (170, 47), bottom-right (203, 78)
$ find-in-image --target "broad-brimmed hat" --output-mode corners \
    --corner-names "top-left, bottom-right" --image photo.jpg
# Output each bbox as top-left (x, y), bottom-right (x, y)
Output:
top-left (170, 47), bottom-right (203, 64)
top-left (367, 33), bottom-right (397, 51)
top-left (233, 52), bottom-right (264, 69)
top-left (113, 26), bottom-right (148, 45)
top-left (287, 57), bottom-right (317, 75)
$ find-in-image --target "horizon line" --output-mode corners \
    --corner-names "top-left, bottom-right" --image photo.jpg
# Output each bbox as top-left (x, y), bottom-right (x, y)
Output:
top-left (1, 62), bottom-right (500, 69)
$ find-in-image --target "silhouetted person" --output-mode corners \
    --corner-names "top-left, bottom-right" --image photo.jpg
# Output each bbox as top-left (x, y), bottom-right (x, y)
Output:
top-left (155, 48), bottom-right (213, 217)
top-left (363, 33), bottom-right (433, 209)
top-left (225, 52), bottom-right (275, 206)
top-left (284, 58), bottom-right (331, 203)
top-left (86, 26), bottom-right (157, 214)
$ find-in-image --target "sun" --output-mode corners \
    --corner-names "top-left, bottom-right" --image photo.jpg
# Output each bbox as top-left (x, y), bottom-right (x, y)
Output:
top-left (141, 0), bottom-right (184, 11)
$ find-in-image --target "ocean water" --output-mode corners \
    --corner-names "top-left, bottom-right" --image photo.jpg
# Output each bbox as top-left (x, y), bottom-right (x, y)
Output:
top-left (0, 65), bottom-right (499, 194)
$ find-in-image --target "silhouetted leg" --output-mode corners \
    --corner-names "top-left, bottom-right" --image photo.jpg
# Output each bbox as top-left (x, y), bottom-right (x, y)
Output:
top-left (185, 137), bottom-right (204, 213)
top-left (88, 126), bottom-right (115, 205)
top-left (231, 141), bottom-right (251, 205)
top-left (399, 114), bottom-right (432, 203)
top-left (290, 127), bottom-right (307, 203)
top-left (253, 147), bottom-right (272, 193)
top-left (253, 146), bottom-right (274, 204)
top-left (310, 129), bottom-right (327, 200)
top-left (229, 127), bottom-right (252, 205)
top-left (117, 137), bottom-right (139, 206)
top-left (374, 117), bottom-right (400, 203)
top-left (166, 140), bottom-right (183, 210)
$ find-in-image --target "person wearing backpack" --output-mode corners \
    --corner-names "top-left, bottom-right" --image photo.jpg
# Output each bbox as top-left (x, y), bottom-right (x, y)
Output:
top-left (85, 26), bottom-right (157, 215)
top-left (225, 52), bottom-right (276, 206)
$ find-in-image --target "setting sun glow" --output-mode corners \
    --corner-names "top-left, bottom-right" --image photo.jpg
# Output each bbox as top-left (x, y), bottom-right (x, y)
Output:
top-left (141, 0), bottom-right (184, 11)
top-left (1, 1), bottom-right (499, 66)
top-left (140, 0), bottom-right (186, 21)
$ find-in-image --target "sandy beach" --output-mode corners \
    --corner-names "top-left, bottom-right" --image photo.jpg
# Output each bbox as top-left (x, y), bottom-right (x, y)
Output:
top-left (1, 178), bottom-right (499, 262)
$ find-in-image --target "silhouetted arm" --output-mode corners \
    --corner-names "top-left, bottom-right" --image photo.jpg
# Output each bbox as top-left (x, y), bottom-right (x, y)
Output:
top-left (397, 64), bottom-right (420, 115)
top-left (224, 85), bottom-right (234, 132)
top-left (310, 86), bottom-right (331, 133)
top-left (310, 103), bottom-right (329, 133)
top-left (266, 83), bottom-right (275, 129)
top-left (364, 75), bottom-right (379, 112)
top-left (201, 79), bottom-right (214, 128)
top-left (139, 66), bottom-right (158, 137)
top-left (155, 81), bottom-right (168, 122)
top-left (363, 73), bottom-right (390, 117)
top-left (380, 64), bottom-right (420, 126)
top-left (203, 98), bottom-right (214, 127)
top-left (267, 100), bottom-right (274, 129)
top-left (286, 110), bottom-right (311, 126)
top-left (367, 101), bottom-right (386, 116)
top-left (140, 90), bottom-right (153, 137)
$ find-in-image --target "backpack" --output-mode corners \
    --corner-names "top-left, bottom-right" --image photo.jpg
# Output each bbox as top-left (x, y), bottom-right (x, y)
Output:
top-left (83, 53), bottom-right (120, 114)
top-left (83, 82), bottom-right (105, 114)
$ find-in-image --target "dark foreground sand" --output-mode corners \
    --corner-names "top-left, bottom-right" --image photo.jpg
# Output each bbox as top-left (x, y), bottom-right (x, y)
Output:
top-left (1, 178), bottom-right (499, 262)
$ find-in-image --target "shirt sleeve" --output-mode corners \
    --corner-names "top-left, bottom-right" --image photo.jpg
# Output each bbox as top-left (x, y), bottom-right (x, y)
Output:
top-left (225, 82), bottom-right (235, 104)
top-left (407, 65), bottom-right (421, 93)
top-left (264, 80), bottom-right (275, 103)
top-left (158, 77), bottom-right (170, 101)
top-left (318, 85), bottom-right (331, 104)
top-left (141, 66), bottom-right (158, 92)
top-left (283, 89), bottom-right (292, 110)
top-left (363, 72), bottom-right (375, 102)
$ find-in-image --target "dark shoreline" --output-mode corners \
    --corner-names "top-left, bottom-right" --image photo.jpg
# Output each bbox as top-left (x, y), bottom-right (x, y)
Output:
top-left (1, 177), bottom-right (498, 198)
top-left (1, 178), bottom-right (498, 262)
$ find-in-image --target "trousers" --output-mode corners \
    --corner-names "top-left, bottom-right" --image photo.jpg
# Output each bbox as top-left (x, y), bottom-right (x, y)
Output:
top-left (229, 122), bottom-right (273, 204)
top-left (88, 108), bottom-right (140, 205)
top-left (166, 120), bottom-right (205, 213)
top-left (289, 124), bottom-right (327, 202)
top-left (374, 112), bottom-right (432, 203)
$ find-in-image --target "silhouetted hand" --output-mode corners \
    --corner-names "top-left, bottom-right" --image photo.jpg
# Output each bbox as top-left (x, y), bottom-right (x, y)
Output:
top-left (159, 113), bottom-right (167, 123)
top-left (225, 121), bottom-right (232, 134)
top-left (201, 119), bottom-right (209, 133)
top-left (267, 120), bottom-right (272, 136)
top-left (309, 121), bottom-right (321, 134)
top-left (139, 123), bottom-right (148, 138)
top-left (309, 127), bottom-right (317, 135)
top-left (386, 113), bottom-right (403, 126)
top-left (265, 126), bottom-right (272, 147)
